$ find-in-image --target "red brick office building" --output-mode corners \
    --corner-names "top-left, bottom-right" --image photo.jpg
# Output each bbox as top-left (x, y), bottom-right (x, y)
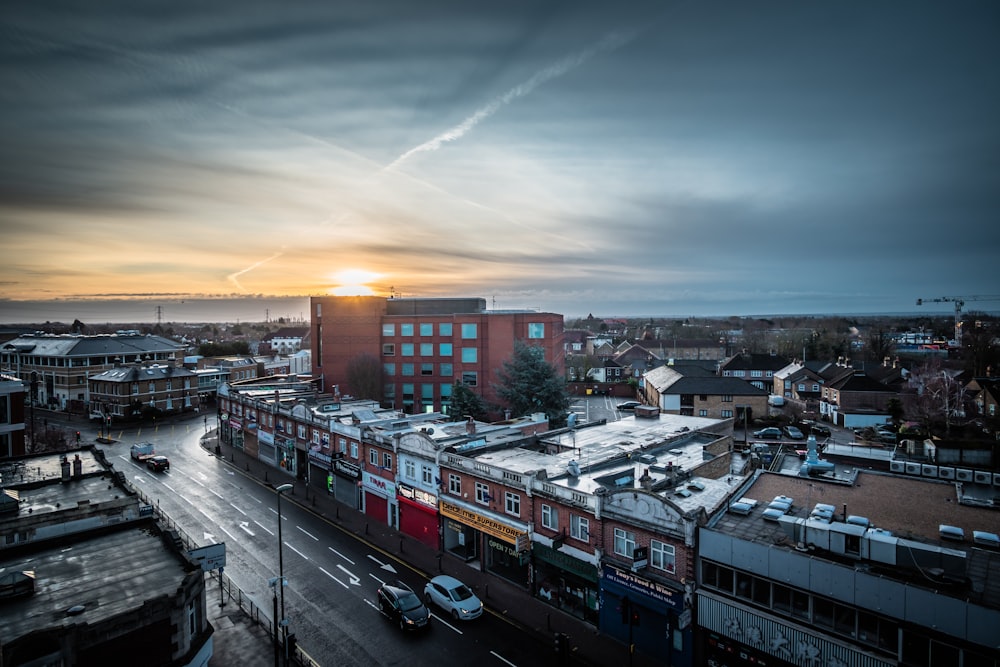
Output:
top-left (310, 296), bottom-right (564, 418)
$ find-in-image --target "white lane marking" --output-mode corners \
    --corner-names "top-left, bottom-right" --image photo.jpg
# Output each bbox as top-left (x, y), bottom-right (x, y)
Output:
top-left (164, 483), bottom-right (176, 492)
top-left (429, 613), bottom-right (463, 635)
top-left (230, 503), bottom-right (247, 516)
top-left (190, 478), bottom-right (205, 488)
top-left (220, 525), bottom-right (237, 541)
top-left (490, 651), bottom-right (516, 666)
top-left (239, 521), bottom-right (255, 536)
top-left (209, 489), bottom-right (224, 499)
top-left (319, 567), bottom-right (349, 589)
top-left (369, 573), bottom-right (386, 586)
top-left (254, 520), bottom-right (274, 536)
top-left (285, 542), bottom-right (308, 560)
top-left (297, 526), bottom-right (319, 541)
top-left (336, 564), bottom-right (361, 586)
top-left (329, 547), bottom-right (354, 565)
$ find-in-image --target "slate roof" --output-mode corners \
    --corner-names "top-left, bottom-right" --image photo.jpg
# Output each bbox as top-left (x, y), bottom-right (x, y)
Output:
top-left (3, 333), bottom-right (183, 358)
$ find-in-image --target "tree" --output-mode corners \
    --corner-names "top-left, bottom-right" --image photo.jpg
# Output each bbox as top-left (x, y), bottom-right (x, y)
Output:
top-left (905, 358), bottom-right (965, 437)
top-left (493, 340), bottom-right (570, 426)
top-left (961, 312), bottom-right (999, 377)
top-left (449, 381), bottom-right (487, 421)
top-left (863, 320), bottom-right (896, 364)
top-left (345, 352), bottom-right (383, 402)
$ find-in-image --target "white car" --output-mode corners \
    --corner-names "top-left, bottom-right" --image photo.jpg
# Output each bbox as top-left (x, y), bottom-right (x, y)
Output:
top-left (423, 575), bottom-right (483, 621)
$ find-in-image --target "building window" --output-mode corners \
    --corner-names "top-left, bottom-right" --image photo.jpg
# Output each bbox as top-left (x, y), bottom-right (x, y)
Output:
top-left (461, 348), bottom-right (478, 363)
top-left (812, 384), bottom-right (820, 392)
top-left (527, 322), bottom-right (545, 339)
top-left (369, 448), bottom-right (378, 466)
top-left (721, 409), bottom-right (733, 418)
top-left (384, 363), bottom-right (395, 376)
top-left (439, 343), bottom-right (452, 356)
top-left (421, 465), bottom-right (433, 485)
top-left (351, 442), bottom-right (359, 459)
top-left (439, 323), bottom-right (452, 336)
top-left (722, 394), bottom-right (732, 402)
top-left (440, 363), bottom-right (453, 377)
top-left (475, 481), bottom-right (490, 505)
top-left (461, 323), bottom-right (477, 339)
top-left (421, 363), bottom-right (434, 376)
top-left (402, 363), bottom-right (414, 376)
top-left (338, 438), bottom-right (347, 453)
top-left (419, 323), bottom-right (433, 336)
top-left (570, 515), bottom-right (589, 542)
top-left (420, 343), bottom-right (434, 356)
top-left (404, 459), bottom-right (415, 479)
top-left (382, 453), bottom-right (392, 470)
top-left (383, 344), bottom-right (395, 356)
top-left (421, 384), bottom-right (434, 400)
top-left (541, 504), bottom-right (557, 531)
top-left (382, 324), bottom-right (395, 336)
top-left (504, 492), bottom-right (520, 517)
top-left (401, 343), bottom-right (414, 356)
top-left (462, 371), bottom-right (478, 387)
top-left (751, 370), bottom-right (763, 377)
top-left (448, 474), bottom-right (461, 494)
top-left (400, 323), bottom-right (414, 336)
top-left (614, 528), bottom-right (636, 557)
top-left (651, 540), bottom-right (675, 573)
top-left (699, 409), bottom-right (708, 417)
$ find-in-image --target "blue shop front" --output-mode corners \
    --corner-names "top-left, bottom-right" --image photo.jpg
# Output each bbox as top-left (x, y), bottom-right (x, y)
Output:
top-left (600, 562), bottom-right (693, 667)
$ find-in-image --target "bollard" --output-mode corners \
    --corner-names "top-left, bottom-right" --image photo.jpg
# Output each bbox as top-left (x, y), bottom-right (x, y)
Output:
top-left (365, 523), bottom-right (369, 535)
top-left (336, 506), bottom-right (340, 520)
top-left (485, 584), bottom-right (489, 598)
top-left (547, 612), bottom-right (551, 631)
top-left (399, 538), bottom-right (404, 553)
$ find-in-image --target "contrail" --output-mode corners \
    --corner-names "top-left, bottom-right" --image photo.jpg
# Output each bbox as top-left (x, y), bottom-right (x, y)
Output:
top-left (227, 251), bottom-right (285, 292)
top-left (385, 30), bottom-right (636, 171)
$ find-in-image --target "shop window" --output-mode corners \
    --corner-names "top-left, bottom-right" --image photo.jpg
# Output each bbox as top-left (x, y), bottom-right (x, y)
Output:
top-left (613, 528), bottom-right (636, 557)
top-left (650, 540), bottom-right (675, 573)
top-left (570, 515), bottom-right (589, 542)
top-left (504, 492), bottom-right (520, 517)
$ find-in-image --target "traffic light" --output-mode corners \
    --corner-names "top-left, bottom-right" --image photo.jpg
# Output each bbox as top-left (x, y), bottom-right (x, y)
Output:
top-left (553, 632), bottom-right (568, 654)
top-left (75, 431), bottom-right (81, 442)
top-left (286, 633), bottom-right (297, 656)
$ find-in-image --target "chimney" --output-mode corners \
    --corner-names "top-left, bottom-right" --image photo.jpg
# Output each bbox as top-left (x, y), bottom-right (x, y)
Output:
top-left (466, 416), bottom-right (476, 434)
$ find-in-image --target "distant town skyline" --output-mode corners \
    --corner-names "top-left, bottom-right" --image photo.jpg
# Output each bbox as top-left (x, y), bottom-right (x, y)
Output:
top-left (2, 3), bottom-right (998, 320)
top-left (0, 295), bottom-right (988, 326)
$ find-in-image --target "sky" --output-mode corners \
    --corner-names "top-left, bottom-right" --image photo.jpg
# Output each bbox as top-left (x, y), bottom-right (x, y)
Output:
top-left (2, 1), bottom-right (999, 324)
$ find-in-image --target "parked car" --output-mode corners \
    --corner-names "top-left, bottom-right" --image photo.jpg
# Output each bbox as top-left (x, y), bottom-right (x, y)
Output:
top-left (423, 575), bottom-right (483, 621)
top-left (783, 425), bottom-right (805, 440)
top-left (808, 423), bottom-right (831, 437)
top-left (146, 455), bottom-right (170, 472)
top-left (753, 427), bottom-right (782, 439)
top-left (377, 581), bottom-right (430, 631)
top-left (616, 400), bottom-right (642, 411)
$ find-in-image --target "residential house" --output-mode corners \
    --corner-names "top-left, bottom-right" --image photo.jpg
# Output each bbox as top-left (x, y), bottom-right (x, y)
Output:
top-left (718, 350), bottom-right (791, 392)
top-left (643, 364), bottom-right (768, 422)
top-left (632, 337), bottom-right (727, 362)
top-left (772, 362), bottom-right (826, 411)
top-left (817, 363), bottom-right (899, 428)
top-left (261, 326), bottom-right (310, 354)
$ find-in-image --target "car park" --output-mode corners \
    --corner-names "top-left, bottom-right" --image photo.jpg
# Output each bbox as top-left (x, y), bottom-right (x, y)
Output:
top-left (146, 455), bottom-right (170, 472)
top-left (616, 400), bottom-right (642, 411)
top-left (753, 427), bottom-right (782, 439)
top-left (423, 575), bottom-right (483, 621)
top-left (783, 425), bottom-right (805, 440)
top-left (377, 581), bottom-right (430, 631)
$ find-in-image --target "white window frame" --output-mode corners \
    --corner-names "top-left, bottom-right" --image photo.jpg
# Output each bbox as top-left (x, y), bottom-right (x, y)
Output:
top-left (404, 459), bottom-right (416, 480)
top-left (651, 539), bottom-right (676, 573)
top-left (614, 527), bottom-right (636, 557)
top-left (570, 514), bottom-right (589, 542)
top-left (504, 491), bottom-right (520, 517)
top-left (541, 504), bottom-right (557, 531)
top-left (475, 481), bottom-right (490, 505)
top-left (448, 474), bottom-right (461, 495)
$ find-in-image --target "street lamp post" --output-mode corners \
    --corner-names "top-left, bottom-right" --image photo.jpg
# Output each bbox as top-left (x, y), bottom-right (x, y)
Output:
top-left (275, 483), bottom-right (293, 665)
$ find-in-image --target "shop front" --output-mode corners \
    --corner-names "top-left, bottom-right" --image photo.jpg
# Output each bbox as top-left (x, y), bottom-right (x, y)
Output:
top-left (439, 499), bottom-right (530, 586)
top-left (600, 562), bottom-right (693, 667)
top-left (332, 457), bottom-right (361, 510)
top-left (532, 543), bottom-right (600, 624)
top-left (397, 483), bottom-right (439, 550)
top-left (276, 436), bottom-right (296, 475)
top-left (361, 471), bottom-right (397, 529)
top-left (308, 447), bottom-right (333, 495)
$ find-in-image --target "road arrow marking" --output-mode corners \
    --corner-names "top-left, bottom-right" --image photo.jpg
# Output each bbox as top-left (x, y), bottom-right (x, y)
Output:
top-left (319, 567), bottom-right (348, 589)
top-left (204, 532), bottom-right (216, 542)
top-left (336, 564), bottom-right (361, 586)
top-left (367, 554), bottom-right (397, 574)
top-left (238, 521), bottom-right (255, 536)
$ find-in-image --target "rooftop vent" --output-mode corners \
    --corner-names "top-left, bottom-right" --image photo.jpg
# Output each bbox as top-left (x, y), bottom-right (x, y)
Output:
top-left (729, 501), bottom-right (754, 515)
top-left (939, 524), bottom-right (965, 541)
top-left (973, 531), bottom-right (999, 548)
top-left (762, 508), bottom-right (785, 521)
top-left (846, 516), bottom-right (870, 528)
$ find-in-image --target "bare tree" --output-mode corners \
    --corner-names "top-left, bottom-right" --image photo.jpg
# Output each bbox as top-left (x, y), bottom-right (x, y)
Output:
top-left (345, 353), bottom-right (384, 402)
top-left (961, 312), bottom-right (999, 377)
top-left (905, 358), bottom-right (965, 437)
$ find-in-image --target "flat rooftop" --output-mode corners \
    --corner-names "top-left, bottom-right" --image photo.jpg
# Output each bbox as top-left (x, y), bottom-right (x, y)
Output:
top-left (0, 523), bottom-right (192, 639)
top-left (714, 471), bottom-right (1000, 606)
top-left (0, 448), bottom-right (107, 486)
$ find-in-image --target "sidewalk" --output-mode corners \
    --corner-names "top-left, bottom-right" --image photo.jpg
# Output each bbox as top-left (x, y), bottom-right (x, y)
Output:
top-left (200, 430), bottom-right (658, 667)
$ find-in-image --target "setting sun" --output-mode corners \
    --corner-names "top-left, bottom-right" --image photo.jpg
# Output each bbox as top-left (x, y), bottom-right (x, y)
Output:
top-left (329, 268), bottom-right (381, 296)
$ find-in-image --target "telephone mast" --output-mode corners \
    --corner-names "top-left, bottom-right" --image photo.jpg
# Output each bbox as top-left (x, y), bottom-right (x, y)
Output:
top-left (916, 295), bottom-right (1000, 346)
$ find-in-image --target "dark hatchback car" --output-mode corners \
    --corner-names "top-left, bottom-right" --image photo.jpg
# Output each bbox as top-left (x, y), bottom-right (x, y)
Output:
top-left (377, 582), bottom-right (430, 631)
top-left (146, 455), bottom-right (170, 472)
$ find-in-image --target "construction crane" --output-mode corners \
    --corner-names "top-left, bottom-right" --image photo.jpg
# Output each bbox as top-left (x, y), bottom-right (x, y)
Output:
top-left (916, 295), bottom-right (1000, 347)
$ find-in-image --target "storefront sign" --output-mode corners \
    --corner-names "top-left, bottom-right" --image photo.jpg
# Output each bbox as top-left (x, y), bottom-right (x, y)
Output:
top-left (335, 458), bottom-right (361, 479)
top-left (309, 448), bottom-right (332, 467)
top-left (439, 500), bottom-right (528, 546)
top-left (229, 418), bottom-right (241, 430)
top-left (603, 563), bottom-right (683, 611)
top-left (258, 430), bottom-right (274, 446)
top-left (362, 471), bottom-right (396, 497)
top-left (398, 483), bottom-right (437, 509)
top-left (533, 543), bottom-right (599, 582)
